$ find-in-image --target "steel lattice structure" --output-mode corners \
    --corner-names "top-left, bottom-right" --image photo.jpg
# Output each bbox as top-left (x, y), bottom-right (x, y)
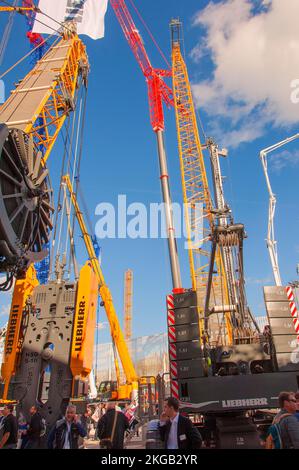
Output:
top-left (171, 21), bottom-right (232, 344)
top-left (124, 269), bottom-right (133, 342)
top-left (0, 35), bottom-right (89, 163)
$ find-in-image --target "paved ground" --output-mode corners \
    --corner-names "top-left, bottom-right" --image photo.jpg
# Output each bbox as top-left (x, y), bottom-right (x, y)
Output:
top-left (84, 425), bottom-right (147, 450)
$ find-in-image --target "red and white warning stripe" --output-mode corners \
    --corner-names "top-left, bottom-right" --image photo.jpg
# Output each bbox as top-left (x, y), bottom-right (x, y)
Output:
top-left (170, 361), bottom-right (178, 379)
top-left (167, 309), bottom-right (175, 326)
top-left (169, 343), bottom-right (177, 361)
top-left (167, 295), bottom-right (174, 311)
top-left (286, 286), bottom-right (295, 302)
top-left (171, 380), bottom-right (179, 399)
top-left (168, 326), bottom-right (176, 342)
top-left (285, 287), bottom-right (299, 340)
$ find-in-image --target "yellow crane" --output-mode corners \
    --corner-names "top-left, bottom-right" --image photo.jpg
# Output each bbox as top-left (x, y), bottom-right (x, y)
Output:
top-left (62, 174), bottom-right (138, 401)
top-left (0, 23), bottom-right (89, 405)
top-left (170, 20), bottom-right (233, 345)
top-left (0, 10), bottom-right (136, 414)
top-left (0, 19), bottom-right (88, 273)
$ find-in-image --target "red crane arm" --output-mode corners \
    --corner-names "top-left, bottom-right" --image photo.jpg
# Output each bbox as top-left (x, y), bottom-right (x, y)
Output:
top-left (110, 0), bottom-right (173, 131)
top-left (111, 0), bottom-right (152, 77)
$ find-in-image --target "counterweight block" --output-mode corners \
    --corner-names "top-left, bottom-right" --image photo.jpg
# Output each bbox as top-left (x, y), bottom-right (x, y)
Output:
top-left (0, 124), bottom-right (53, 274)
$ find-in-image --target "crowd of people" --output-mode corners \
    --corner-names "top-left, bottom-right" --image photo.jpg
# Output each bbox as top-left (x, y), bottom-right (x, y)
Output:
top-left (0, 391), bottom-right (299, 449)
top-left (0, 399), bottom-right (140, 450)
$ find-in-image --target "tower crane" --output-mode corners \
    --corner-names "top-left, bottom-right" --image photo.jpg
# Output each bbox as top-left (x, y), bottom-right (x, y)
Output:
top-left (124, 269), bottom-right (133, 344)
top-left (260, 133), bottom-right (299, 286)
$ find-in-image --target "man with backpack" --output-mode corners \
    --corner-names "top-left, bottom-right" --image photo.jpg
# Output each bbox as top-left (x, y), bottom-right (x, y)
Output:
top-left (266, 391), bottom-right (299, 449)
top-left (97, 401), bottom-right (129, 449)
top-left (24, 405), bottom-right (45, 449)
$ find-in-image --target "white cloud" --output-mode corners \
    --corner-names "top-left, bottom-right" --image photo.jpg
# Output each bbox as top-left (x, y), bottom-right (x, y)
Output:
top-left (269, 149), bottom-right (299, 173)
top-left (0, 304), bottom-right (10, 318)
top-left (191, 0), bottom-right (299, 147)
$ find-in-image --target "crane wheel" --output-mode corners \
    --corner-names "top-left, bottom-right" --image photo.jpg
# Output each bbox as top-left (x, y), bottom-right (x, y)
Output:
top-left (0, 124), bottom-right (54, 275)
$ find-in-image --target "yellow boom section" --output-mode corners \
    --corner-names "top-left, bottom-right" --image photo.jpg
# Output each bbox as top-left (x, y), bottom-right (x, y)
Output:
top-left (171, 35), bottom-right (233, 345)
top-left (62, 174), bottom-right (138, 385)
top-left (1, 265), bottom-right (39, 400)
top-left (0, 33), bottom-right (88, 163)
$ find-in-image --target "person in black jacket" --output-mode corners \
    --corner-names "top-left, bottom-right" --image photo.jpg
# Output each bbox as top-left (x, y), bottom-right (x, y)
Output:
top-left (24, 406), bottom-right (42, 449)
top-left (97, 401), bottom-right (129, 449)
top-left (0, 404), bottom-right (18, 449)
top-left (47, 405), bottom-right (86, 449)
top-left (159, 397), bottom-right (202, 450)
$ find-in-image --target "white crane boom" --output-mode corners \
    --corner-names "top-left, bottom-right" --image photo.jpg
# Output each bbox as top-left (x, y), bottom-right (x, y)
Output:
top-left (260, 133), bottom-right (299, 286)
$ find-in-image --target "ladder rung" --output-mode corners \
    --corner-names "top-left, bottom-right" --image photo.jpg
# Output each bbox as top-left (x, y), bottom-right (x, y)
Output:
top-left (6, 119), bottom-right (32, 126)
top-left (40, 57), bottom-right (66, 63)
top-left (52, 44), bottom-right (71, 50)
top-left (11, 85), bottom-right (52, 94)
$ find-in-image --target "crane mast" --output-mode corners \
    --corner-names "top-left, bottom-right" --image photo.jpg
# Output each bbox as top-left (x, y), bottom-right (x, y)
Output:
top-left (170, 20), bottom-right (233, 345)
top-left (205, 140), bottom-right (255, 337)
top-left (111, 0), bottom-right (182, 291)
top-left (124, 269), bottom-right (133, 344)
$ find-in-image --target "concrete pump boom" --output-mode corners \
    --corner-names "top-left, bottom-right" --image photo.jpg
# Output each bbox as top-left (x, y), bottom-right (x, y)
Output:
top-left (260, 133), bottom-right (299, 286)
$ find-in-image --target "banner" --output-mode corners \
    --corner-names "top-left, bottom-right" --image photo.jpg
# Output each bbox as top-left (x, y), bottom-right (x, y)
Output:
top-left (32, 0), bottom-right (108, 40)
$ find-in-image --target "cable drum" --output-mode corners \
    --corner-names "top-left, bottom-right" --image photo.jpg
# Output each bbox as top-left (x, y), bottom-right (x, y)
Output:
top-left (0, 124), bottom-right (54, 274)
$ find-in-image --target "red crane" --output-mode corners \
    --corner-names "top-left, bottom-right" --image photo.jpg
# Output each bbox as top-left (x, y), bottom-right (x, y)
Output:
top-left (110, 0), bottom-right (173, 131)
top-left (110, 0), bottom-right (182, 291)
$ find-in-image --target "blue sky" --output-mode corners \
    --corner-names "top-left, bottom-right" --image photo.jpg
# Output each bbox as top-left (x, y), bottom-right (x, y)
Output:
top-left (0, 0), bottom-right (299, 344)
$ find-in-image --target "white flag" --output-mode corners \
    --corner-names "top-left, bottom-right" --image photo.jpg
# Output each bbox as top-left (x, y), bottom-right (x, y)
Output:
top-left (32, 0), bottom-right (108, 40)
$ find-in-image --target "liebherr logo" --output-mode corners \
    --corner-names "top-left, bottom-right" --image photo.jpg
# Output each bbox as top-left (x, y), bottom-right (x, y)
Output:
top-left (222, 398), bottom-right (268, 408)
top-left (74, 300), bottom-right (86, 352)
top-left (5, 307), bottom-right (19, 355)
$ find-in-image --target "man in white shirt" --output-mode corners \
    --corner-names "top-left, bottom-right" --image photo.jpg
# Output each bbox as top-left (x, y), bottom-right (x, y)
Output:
top-left (159, 397), bottom-right (202, 450)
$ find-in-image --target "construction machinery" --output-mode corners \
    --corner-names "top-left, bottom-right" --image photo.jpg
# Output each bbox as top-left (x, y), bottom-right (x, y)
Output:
top-left (1, 0), bottom-right (299, 449)
top-left (0, 17), bottom-right (89, 282)
top-left (124, 269), bottom-right (133, 344)
top-left (160, 19), bottom-right (299, 448)
top-left (111, 0), bottom-right (182, 292)
top-left (62, 174), bottom-right (139, 402)
top-left (0, 5), bottom-right (138, 430)
top-left (0, 18), bottom-right (95, 427)
top-left (260, 133), bottom-right (299, 287)
top-left (108, 3), bottom-right (299, 446)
